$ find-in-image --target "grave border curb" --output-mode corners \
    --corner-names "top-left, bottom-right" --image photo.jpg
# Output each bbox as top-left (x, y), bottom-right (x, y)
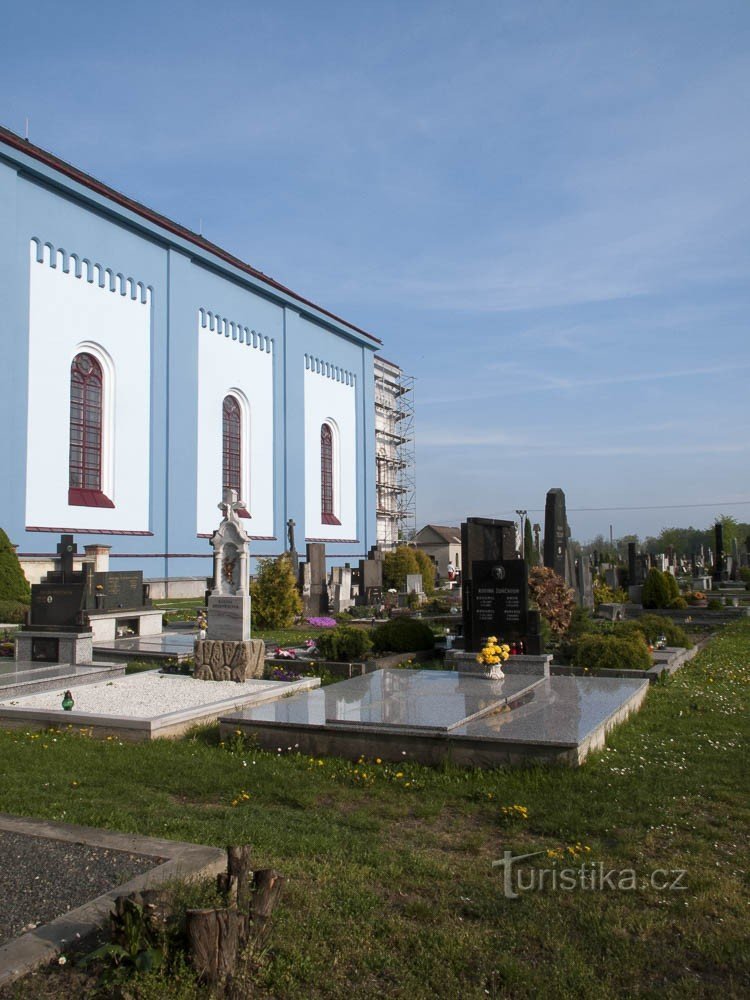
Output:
top-left (0, 814), bottom-right (226, 988)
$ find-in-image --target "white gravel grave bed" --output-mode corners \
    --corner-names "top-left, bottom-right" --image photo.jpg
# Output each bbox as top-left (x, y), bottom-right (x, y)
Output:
top-left (0, 671), bottom-right (304, 719)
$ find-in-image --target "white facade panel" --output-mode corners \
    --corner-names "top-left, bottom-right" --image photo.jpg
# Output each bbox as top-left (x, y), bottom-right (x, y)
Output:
top-left (304, 365), bottom-right (357, 540)
top-left (25, 244), bottom-right (151, 531)
top-left (196, 314), bottom-right (275, 537)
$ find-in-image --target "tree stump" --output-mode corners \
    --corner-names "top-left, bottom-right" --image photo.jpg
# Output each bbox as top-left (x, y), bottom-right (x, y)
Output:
top-left (186, 908), bottom-right (240, 986)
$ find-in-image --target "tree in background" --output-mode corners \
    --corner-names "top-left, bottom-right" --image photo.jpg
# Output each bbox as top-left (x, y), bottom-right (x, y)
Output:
top-left (524, 519), bottom-right (536, 566)
top-left (412, 548), bottom-right (436, 596)
top-left (0, 528), bottom-right (30, 604)
top-left (383, 546), bottom-right (420, 592)
top-left (250, 554), bottom-right (302, 628)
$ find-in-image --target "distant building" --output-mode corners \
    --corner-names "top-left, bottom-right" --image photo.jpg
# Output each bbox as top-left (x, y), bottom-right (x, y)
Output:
top-left (374, 356), bottom-right (415, 548)
top-left (413, 524), bottom-right (461, 579)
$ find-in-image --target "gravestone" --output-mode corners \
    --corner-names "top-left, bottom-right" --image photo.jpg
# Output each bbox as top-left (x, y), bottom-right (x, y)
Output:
top-left (543, 488), bottom-right (568, 579)
top-left (468, 559), bottom-right (528, 652)
top-left (713, 523), bottom-right (725, 583)
top-left (196, 491), bottom-right (264, 681)
top-left (460, 517), bottom-right (517, 652)
top-left (207, 490), bottom-right (251, 641)
top-left (16, 535), bottom-right (93, 666)
top-left (628, 543), bottom-right (637, 585)
top-left (287, 518), bottom-right (299, 580)
top-left (575, 557), bottom-right (594, 610)
top-left (357, 548), bottom-right (383, 606)
top-left (405, 573), bottom-right (423, 595)
top-left (301, 543), bottom-right (328, 617)
top-left (731, 538), bottom-right (740, 580)
top-left (328, 565), bottom-right (353, 613)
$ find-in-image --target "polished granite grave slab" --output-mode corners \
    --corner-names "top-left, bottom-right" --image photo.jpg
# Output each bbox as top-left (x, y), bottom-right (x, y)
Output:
top-left (93, 632), bottom-right (197, 662)
top-left (220, 668), bottom-right (649, 767)
top-left (0, 661), bottom-right (125, 697)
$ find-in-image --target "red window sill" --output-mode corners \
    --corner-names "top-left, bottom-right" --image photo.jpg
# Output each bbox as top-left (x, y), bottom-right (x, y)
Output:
top-left (321, 513), bottom-right (341, 525)
top-left (68, 488), bottom-right (115, 508)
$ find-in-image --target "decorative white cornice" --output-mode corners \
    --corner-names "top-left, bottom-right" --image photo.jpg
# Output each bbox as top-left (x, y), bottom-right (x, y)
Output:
top-left (30, 238), bottom-right (152, 304)
top-left (304, 353), bottom-right (356, 386)
top-left (198, 308), bottom-right (273, 354)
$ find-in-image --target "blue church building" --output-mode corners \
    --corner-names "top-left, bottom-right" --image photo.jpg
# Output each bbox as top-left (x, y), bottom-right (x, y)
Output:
top-left (0, 125), bottom-right (380, 583)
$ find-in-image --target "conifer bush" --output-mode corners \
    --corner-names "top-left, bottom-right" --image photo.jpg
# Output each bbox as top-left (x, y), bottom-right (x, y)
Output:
top-left (250, 554), bottom-right (302, 629)
top-left (382, 546), bottom-right (420, 592)
top-left (0, 528), bottom-right (30, 604)
top-left (642, 567), bottom-right (671, 609)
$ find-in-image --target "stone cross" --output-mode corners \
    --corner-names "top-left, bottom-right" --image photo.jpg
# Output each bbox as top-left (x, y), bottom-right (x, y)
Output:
top-left (57, 534), bottom-right (77, 581)
top-left (210, 490), bottom-right (250, 597)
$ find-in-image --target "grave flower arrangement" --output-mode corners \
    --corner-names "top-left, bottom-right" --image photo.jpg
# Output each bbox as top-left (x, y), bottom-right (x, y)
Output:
top-left (476, 636), bottom-right (511, 667)
top-left (274, 646), bottom-right (298, 659)
top-left (306, 616), bottom-right (337, 628)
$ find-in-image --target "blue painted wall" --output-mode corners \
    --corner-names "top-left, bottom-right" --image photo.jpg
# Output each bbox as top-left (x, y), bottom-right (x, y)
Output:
top-left (0, 135), bottom-right (378, 579)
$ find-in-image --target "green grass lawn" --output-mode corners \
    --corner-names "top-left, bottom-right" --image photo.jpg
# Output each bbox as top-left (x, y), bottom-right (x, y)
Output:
top-left (0, 622), bottom-right (748, 998)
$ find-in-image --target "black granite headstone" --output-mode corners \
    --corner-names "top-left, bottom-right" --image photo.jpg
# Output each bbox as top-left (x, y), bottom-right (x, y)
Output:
top-left (57, 534), bottom-right (77, 580)
top-left (713, 523), bottom-right (725, 582)
top-left (460, 518), bottom-right (518, 650)
top-left (628, 542), bottom-right (637, 585)
top-left (468, 559), bottom-right (528, 652)
top-left (543, 488), bottom-right (567, 578)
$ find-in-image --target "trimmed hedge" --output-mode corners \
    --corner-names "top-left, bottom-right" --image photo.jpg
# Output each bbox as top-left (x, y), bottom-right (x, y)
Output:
top-left (371, 618), bottom-right (435, 654)
top-left (313, 625), bottom-right (373, 662)
top-left (574, 634), bottom-right (652, 672)
top-left (0, 600), bottom-right (29, 624)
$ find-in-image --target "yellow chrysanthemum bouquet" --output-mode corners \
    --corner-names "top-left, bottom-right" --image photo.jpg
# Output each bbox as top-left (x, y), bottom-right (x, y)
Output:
top-left (476, 636), bottom-right (510, 667)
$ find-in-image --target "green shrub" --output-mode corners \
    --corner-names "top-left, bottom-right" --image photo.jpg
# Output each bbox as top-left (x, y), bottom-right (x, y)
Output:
top-left (371, 617), bottom-right (436, 654)
top-left (615, 614), bottom-right (693, 649)
top-left (0, 529), bottom-right (30, 604)
top-left (250, 554), bottom-right (302, 629)
top-left (664, 572), bottom-right (681, 602)
top-left (642, 568), bottom-right (671, 609)
top-left (413, 549), bottom-right (436, 597)
top-left (0, 600), bottom-right (28, 624)
top-left (556, 606), bottom-right (598, 663)
top-left (669, 596), bottom-right (688, 609)
top-left (574, 634), bottom-right (652, 672)
top-left (382, 546), bottom-right (420, 592)
top-left (313, 625), bottom-right (373, 662)
top-left (707, 598), bottom-right (722, 610)
top-left (345, 605), bottom-right (381, 619)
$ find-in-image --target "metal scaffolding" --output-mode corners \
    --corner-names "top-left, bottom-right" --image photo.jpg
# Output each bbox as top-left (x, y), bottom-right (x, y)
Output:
top-left (374, 356), bottom-right (416, 548)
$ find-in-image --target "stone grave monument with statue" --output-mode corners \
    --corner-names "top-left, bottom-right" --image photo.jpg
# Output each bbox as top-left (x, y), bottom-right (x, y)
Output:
top-left (194, 490), bottom-right (265, 682)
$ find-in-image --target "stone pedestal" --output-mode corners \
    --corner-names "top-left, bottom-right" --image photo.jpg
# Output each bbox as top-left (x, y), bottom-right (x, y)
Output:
top-left (193, 638), bottom-right (265, 682)
top-left (445, 649), bottom-right (551, 677)
top-left (207, 594), bottom-right (251, 641)
top-left (15, 629), bottom-right (93, 666)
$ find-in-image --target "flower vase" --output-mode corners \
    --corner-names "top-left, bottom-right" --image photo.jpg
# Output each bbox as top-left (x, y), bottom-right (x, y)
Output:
top-left (484, 664), bottom-right (505, 680)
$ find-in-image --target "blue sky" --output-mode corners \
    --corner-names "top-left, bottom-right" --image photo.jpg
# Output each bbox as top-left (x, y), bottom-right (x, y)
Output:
top-left (2, 0), bottom-right (748, 542)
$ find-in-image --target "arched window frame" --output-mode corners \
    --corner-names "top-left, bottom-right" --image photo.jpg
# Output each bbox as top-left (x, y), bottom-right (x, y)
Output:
top-left (222, 391), bottom-right (251, 517)
top-left (321, 420), bottom-right (341, 525)
top-left (68, 346), bottom-right (115, 508)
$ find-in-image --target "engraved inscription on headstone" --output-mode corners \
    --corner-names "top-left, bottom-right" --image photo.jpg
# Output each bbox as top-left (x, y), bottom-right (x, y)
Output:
top-left (469, 559), bottom-right (528, 651)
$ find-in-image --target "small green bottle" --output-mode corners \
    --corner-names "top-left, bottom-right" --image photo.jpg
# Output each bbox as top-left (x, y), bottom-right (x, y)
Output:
top-left (61, 690), bottom-right (74, 711)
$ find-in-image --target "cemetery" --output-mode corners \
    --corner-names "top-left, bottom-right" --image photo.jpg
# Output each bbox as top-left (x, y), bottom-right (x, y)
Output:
top-left (0, 484), bottom-right (748, 996)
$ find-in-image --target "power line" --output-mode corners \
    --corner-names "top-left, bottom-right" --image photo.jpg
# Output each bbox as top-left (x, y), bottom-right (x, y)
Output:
top-left (428, 500), bottom-right (750, 523)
